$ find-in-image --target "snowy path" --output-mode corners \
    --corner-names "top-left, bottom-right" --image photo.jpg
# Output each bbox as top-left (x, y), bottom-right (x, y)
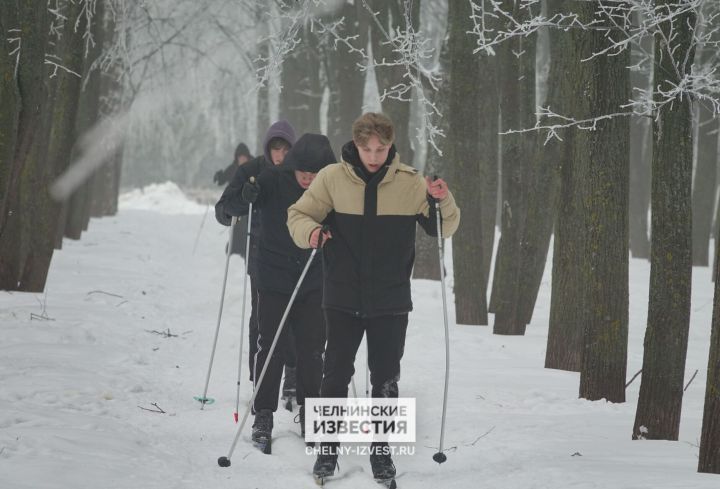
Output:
top-left (0, 183), bottom-right (717, 489)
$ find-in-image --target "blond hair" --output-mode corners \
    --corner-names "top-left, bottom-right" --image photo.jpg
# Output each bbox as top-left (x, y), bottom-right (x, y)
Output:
top-left (352, 112), bottom-right (395, 146)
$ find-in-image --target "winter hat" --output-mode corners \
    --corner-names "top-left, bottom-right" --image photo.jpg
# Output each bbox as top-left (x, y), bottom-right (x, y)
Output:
top-left (263, 120), bottom-right (296, 163)
top-left (234, 142), bottom-right (251, 160)
top-left (283, 133), bottom-right (337, 173)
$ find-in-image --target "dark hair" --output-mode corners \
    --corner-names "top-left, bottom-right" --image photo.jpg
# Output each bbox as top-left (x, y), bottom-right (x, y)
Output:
top-left (268, 137), bottom-right (291, 151)
top-left (234, 142), bottom-right (251, 161)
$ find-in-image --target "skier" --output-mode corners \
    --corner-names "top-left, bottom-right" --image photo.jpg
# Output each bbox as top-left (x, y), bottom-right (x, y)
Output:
top-left (215, 121), bottom-right (298, 403)
top-left (213, 142), bottom-right (252, 186)
top-left (218, 133), bottom-right (336, 453)
top-left (213, 142), bottom-right (253, 257)
top-left (287, 113), bottom-right (460, 486)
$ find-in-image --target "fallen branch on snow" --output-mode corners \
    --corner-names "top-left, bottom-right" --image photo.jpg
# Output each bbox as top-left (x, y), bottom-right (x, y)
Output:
top-left (138, 403), bottom-right (166, 414)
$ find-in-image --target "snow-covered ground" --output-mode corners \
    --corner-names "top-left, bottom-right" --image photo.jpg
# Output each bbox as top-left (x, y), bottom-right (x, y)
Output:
top-left (0, 182), bottom-right (717, 489)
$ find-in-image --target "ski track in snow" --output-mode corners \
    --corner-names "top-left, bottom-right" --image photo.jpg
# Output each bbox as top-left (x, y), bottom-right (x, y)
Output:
top-left (0, 182), bottom-right (717, 489)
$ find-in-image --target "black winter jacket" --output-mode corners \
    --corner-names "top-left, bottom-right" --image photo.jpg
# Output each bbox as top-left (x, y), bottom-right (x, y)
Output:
top-left (215, 156), bottom-right (269, 276)
top-left (287, 141), bottom-right (461, 318)
top-left (215, 120), bottom-right (296, 274)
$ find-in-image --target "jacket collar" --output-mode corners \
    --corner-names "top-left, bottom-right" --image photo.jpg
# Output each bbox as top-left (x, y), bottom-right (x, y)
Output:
top-left (340, 141), bottom-right (400, 186)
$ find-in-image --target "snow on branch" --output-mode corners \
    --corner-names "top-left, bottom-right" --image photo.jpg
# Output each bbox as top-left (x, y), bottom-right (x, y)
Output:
top-left (267, 0), bottom-right (445, 154)
top-left (470, 0), bottom-right (720, 141)
top-left (358, 0), bottom-right (445, 155)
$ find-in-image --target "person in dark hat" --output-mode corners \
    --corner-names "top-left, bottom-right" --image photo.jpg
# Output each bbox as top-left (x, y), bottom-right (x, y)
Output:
top-left (213, 142), bottom-right (253, 186)
top-left (217, 133), bottom-right (337, 452)
top-left (213, 143), bottom-right (253, 257)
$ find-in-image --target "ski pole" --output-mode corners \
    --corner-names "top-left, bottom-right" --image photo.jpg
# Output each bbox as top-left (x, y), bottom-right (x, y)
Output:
top-left (431, 178), bottom-right (450, 464)
top-left (197, 215), bottom-right (238, 409)
top-left (365, 340), bottom-right (370, 397)
top-left (218, 226), bottom-right (328, 467)
top-left (233, 202), bottom-right (254, 422)
top-left (192, 203), bottom-right (210, 255)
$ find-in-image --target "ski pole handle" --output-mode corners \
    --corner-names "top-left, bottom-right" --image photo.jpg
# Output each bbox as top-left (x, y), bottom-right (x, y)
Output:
top-left (317, 225), bottom-right (330, 249)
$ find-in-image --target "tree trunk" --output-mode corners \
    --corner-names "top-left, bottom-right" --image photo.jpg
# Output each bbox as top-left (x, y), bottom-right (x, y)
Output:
top-left (0, 4), bottom-right (19, 216)
top-left (255, 8), bottom-right (270, 154)
top-left (698, 224), bottom-right (720, 473)
top-left (692, 103), bottom-right (718, 266)
top-left (0, 0), bottom-right (50, 291)
top-left (324, 1), bottom-right (368, 156)
top-left (413, 37), bottom-right (448, 283)
top-left (90, 16), bottom-right (125, 220)
top-left (64, 0), bottom-right (106, 239)
top-left (629, 16), bottom-right (653, 260)
top-left (20, 0), bottom-right (88, 290)
top-left (517, 0), bottom-right (563, 326)
top-left (578, 3), bottom-right (630, 403)
top-left (280, 23), bottom-right (321, 135)
top-left (633, 2), bottom-right (696, 440)
top-left (446, 0), bottom-right (487, 325)
top-left (546, 0), bottom-right (585, 371)
top-left (490, 0), bottom-right (537, 335)
top-left (479, 57), bottom-right (499, 303)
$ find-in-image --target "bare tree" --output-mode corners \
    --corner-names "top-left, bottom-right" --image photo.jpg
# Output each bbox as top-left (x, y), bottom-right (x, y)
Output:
top-left (577, 2), bottom-right (630, 404)
top-left (699, 236), bottom-right (720, 473)
top-left (446, 0), bottom-right (488, 325)
top-left (633, 0), bottom-right (697, 440)
top-left (0, 0), bottom-right (51, 291)
top-left (692, 6), bottom-right (720, 266)
top-left (486, 0), bottom-right (538, 336)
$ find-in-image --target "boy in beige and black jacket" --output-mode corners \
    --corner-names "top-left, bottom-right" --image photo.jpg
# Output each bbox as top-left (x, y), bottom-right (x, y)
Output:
top-left (287, 112), bottom-right (460, 484)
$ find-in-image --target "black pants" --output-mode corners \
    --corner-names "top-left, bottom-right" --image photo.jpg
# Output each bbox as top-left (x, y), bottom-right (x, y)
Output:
top-left (248, 276), bottom-right (297, 382)
top-left (252, 289), bottom-right (325, 412)
top-left (320, 310), bottom-right (408, 453)
top-left (321, 309), bottom-right (408, 398)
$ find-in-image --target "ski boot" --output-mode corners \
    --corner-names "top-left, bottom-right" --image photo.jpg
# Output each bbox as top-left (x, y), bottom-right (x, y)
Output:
top-left (370, 452), bottom-right (397, 488)
top-left (313, 452), bottom-right (339, 486)
top-left (294, 404), bottom-right (314, 447)
top-left (251, 409), bottom-right (273, 454)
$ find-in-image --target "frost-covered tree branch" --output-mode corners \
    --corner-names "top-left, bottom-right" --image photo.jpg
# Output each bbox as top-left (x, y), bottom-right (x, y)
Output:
top-left (470, 0), bottom-right (720, 141)
top-left (359, 0), bottom-right (444, 154)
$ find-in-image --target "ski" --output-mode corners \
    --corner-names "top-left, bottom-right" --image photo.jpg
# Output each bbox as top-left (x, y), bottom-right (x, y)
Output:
top-left (314, 475), bottom-right (396, 488)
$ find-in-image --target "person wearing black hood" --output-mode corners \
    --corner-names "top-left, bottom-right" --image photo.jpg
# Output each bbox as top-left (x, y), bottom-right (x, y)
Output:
top-left (215, 120), bottom-right (298, 398)
top-left (213, 142), bottom-right (253, 186)
top-left (218, 133), bottom-right (337, 452)
top-left (287, 113), bottom-right (461, 485)
top-left (213, 143), bottom-right (253, 257)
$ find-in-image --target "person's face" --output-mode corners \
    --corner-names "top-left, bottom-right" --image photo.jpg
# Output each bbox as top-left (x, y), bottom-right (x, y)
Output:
top-left (355, 135), bottom-right (391, 173)
top-left (236, 155), bottom-right (249, 166)
top-left (270, 145), bottom-right (289, 165)
top-left (295, 170), bottom-right (316, 189)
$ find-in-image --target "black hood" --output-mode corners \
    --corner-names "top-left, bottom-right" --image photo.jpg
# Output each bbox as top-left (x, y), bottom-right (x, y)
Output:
top-left (341, 140), bottom-right (397, 182)
top-left (283, 133), bottom-right (337, 173)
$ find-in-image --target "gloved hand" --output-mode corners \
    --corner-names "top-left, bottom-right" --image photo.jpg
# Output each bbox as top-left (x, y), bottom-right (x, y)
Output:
top-left (241, 180), bottom-right (261, 203)
top-left (214, 203), bottom-right (232, 226)
top-left (213, 169), bottom-right (225, 185)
